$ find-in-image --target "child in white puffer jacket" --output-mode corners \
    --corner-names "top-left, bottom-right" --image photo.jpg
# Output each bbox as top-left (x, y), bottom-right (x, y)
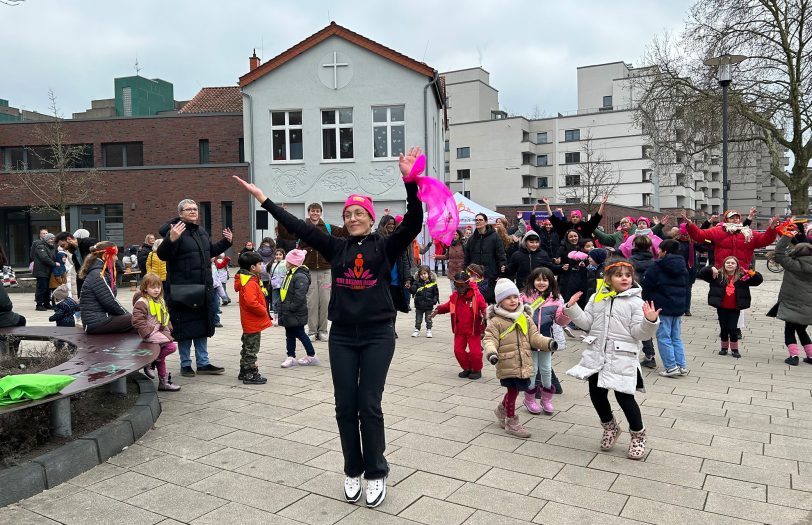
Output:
top-left (564, 259), bottom-right (660, 460)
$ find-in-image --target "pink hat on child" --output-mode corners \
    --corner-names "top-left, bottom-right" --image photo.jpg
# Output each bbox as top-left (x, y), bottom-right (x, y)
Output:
top-left (343, 194), bottom-right (376, 222)
top-left (285, 249), bottom-right (306, 267)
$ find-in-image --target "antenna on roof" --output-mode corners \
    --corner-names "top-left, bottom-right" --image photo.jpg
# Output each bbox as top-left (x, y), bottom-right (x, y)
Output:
top-left (134, 55), bottom-right (141, 76)
top-left (422, 40), bottom-right (430, 62)
top-left (327, 9), bottom-right (331, 23)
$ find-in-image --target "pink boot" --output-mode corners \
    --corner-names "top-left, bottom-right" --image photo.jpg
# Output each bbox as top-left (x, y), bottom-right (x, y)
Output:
top-left (539, 386), bottom-right (555, 415)
top-left (158, 375), bottom-right (181, 391)
top-left (523, 390), bottom-right (542, 415)
top-left (142, 363), bottom-right (156, 379)
top-left (803, 344), bottom-right (812, 365)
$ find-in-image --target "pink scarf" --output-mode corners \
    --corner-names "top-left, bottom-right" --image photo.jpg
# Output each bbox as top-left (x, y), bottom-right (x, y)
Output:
top-left (402, 154), bottom-right (459, 246)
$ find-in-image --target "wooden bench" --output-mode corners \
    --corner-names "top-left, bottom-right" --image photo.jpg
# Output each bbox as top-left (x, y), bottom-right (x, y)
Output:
top-left (0, 327), bottom-right (159, 436)
top-left (121, 269), bottom-right (141, 290)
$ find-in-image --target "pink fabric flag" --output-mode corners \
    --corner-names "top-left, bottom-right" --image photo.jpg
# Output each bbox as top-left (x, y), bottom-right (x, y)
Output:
top-left (403, 154), bottom-right (459, 246)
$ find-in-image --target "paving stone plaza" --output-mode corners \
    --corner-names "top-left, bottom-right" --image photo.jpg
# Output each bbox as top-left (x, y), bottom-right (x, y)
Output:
top-left (3, 264), bottom-right (812, 525)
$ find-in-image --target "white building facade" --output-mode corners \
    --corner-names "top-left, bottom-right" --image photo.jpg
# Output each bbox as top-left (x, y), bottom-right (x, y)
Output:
top-left (240, 23), bottom-right (445, 235)
top-left (445, 63), bottom-right (789, 216)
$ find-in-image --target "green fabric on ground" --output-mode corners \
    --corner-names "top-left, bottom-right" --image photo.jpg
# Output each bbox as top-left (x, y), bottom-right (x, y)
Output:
top-left (0, 374), bottom-right (75, 406)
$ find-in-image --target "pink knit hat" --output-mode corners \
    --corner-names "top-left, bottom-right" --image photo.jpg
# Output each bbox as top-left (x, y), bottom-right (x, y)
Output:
top-left (343, 194), bottom-right (375, 222)
top-left (570, 210), bottom-right (583, 218)
top-left (285, 249), bottom-right (306, 267)
top-left (679, 223), bottom-right (688, 236)
top-left (394, 215), bottom-right (403, 225)
top-left (637, 216), bottom-right (651, 227)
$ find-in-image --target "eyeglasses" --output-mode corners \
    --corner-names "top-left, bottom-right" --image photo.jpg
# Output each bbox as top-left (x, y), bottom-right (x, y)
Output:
top-left (182, 208), bottom-right (198, 213)
top-left (343, 210), bottom-right (369, 221)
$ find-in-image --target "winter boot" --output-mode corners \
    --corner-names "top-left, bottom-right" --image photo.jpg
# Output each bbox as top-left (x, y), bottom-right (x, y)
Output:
top-left (600, 418), bottom-right (621, 451)
top-left (243, 368), bottom-right (268, 385)
top-left (504, 416), bottom-right (531, 438)
top-left (158, 375), bottom-right (181, 392)
top-left (523, 389), bottom-right (542, 415)
top-left (494, 403), bottom-right (506, 429)
top-left (539, 386), bottom-right (556, 415)
top-left (627, 428), bottom-right (647, 460)
top-left (551, 369), bottom-right (563, 395)
top-left (786, 344), bottom-right (800, 366)
top-left (142, 363), bottom-right (156, 379)
top-left (238, 365), bottom-right (248, 380)
top-left (803, 344), bottom-right (812, 365)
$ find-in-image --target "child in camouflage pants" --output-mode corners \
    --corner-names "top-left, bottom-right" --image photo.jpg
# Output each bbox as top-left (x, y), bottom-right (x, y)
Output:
top-left (234, 251), bottom-right (273, 384)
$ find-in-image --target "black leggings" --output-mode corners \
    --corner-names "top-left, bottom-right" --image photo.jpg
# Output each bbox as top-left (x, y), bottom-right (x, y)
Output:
top-left (717, 308), bottom-right (741, 342)
top-left (588, 374), bottom-right (643, 432)
top-left (785, 322), bottom-right (812, 346)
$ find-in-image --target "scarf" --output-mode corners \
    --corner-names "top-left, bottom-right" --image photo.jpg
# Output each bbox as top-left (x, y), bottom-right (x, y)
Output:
top-left (148, 297), bottom-right (170, 327)
top-left (593, 283), bottom-right (617, 303)
top-left (494, 305), bottom-right (528, 340)
top-left (725, 276), bottom-right (736, 299)
top-left (722, 223), bottom-right (753, 243)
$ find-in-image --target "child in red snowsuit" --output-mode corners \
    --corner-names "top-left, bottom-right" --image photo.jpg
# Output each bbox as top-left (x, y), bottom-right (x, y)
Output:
top-left (432, 271), bottom-right (487, 379)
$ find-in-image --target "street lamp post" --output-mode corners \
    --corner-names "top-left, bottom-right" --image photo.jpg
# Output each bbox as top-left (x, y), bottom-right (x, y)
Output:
top-left (703, 53), bottom-right (747, 213)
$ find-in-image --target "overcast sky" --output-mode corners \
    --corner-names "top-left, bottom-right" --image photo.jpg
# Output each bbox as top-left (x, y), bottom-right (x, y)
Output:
top-left (3, 0), bottom-right (694, 117)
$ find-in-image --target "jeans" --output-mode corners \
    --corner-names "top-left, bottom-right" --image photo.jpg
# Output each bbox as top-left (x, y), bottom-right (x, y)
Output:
top-left (588, 374), bottom-right (643, 431)
top-left (285, 326), bottom-right (316, 358)
top-left (35, 276), bottom-right (50, 307)
top-left (527, 350), bottom-right (552, 390)
top-left (414, 309), bottom-right (433, 330)
top-left (329, 321), bottom-right (395, 479)
top-left (656, 315), bottom-right (686, 369)
top-left (272, 288), bottom-right (281, 314)
top-left (178, 337), bottom-right (210, 368)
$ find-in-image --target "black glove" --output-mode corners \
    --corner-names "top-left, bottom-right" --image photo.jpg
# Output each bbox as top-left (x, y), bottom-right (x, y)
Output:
top-left (548, 340), bottom-right (558, 352)
top-left (488, 354), bottom-right (498, 365)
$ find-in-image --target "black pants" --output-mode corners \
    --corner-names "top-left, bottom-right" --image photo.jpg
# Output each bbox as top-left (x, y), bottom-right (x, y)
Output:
top-left (434, 258), bottom-right (446, 275)
top-left (717, 308), bottom-right (741, 342)
top-left (415, 308), bottom-right (432, 330)
top-left (642, 339), bottom-right (655, 358)
top-left (329, 321), bottom-right (395, 479)
top-left (85, 314), bottom-right (134, 334)
top-left (588, 374), bottom-right (643, 432)
top-left (785, 322), bottom-right (812, 346)
top-left (35, 276), bottom-right (50, 307)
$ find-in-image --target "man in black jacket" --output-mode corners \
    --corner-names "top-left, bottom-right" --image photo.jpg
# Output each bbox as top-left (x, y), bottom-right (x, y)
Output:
top-left (32, 233), bottom-right (57, 310)
top-left (464, 213), bottom-right (506, 303)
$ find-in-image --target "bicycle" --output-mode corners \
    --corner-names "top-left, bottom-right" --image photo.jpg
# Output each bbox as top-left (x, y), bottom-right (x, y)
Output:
top-left (765, 250), bottom-right (783, 273)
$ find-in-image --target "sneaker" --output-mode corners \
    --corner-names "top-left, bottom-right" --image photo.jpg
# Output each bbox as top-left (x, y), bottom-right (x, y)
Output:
top-left (468, 371), bottom-right (482, 380)
top-left (785, 356), bottom-right (800, 366)
top-left (180, 366), bottom-right (196, 377)
top-left (679, 367), bottom-right (690, 376)
top-left (281, 356), bottom-right (298, 368)
top-left (563, 326), bottom-right (575, 338)
top-left (243, 369), bottom-right (268, 385)
top-left (640, 357), bottom-right (657, 369)
top-left (426, 329), bottom-right (432, 338)
top-left (307, 332), bottom-right (317, 341)
top-left (684, 310), bottom-right (692, 316)
top-left (365, 477), bottom-right (387, 508)
top-left (344, 476), bottom-right (362, 503)
top-left (731, 350), bottom-right (741, 359)
top-left (458, 370), bottom-right (471, 378)
top-left (659, 366), bottom-right (681, 377)
top-left (719, 349), bottom-right (728, 356)
top-left (803, 357), bottom-right (812, 365)
top-left (142, 364), bottom-right (156, 379)
top-left (318, 331), bottom-right (329, 341)
top-left (411, 329), bottom-right (420, 338)
top-left (197, 364), bottom-right (225, 375)
top-left (297, 355), bottom-right (321, 366)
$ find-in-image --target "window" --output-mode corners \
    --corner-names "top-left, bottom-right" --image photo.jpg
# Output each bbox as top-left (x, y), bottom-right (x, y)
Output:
top-left (456, 146), bottom-right (471, 159)
top-left (199, 139), bottom-right (209, 164)
top-left (102, 142), bottom-right (143, 167)
top-left (565, 175), bottom-right (581, 186)
top-left (444, 162), bottom-right (450, 174)
top-left (537, 177), bottom-right (548, 188)
top-left (642, 193), bottom-right (652, 207)
top-left (463, 190), bottom-right (471, 199)
top-left (564, 129), bottom-right (580, 142)
top-left (238, 138), bottom-right (245, 163)
top-left (373, 106), bottom-right (405, 158)
top-left (564, 152), bottom-right (580, 164)
top-left (271, 110), bottom-right (303, 161)
top-left (566, 198), bottom-right (580, 204)
top-left (642, 169), bottom-right (652, 182)
top-left (73, 145), bottom-right (94, 168)
top-left (536, 132), bottom-right (548, 144)
top-left (1, 147), bottom-right (25, 170)
top-left (444, 140), bottom-right (449, 152)
top-left (200, 201), bottom-right (212, 234)
top-left (322, 108), bottom-right (354, 160)
top-left (522, 131), bottom-right (530, 142)
top-left (27, 146), bottom-right (56, 170)
top-left (536, 154), bottom-right (548, 166)
top-left (602, 96), bottom-right (613, 108)
top-left (221, 201), bottom-right (233, 230)
top-left (522, 153), bottom-right (533, 165)
top-left (456, 169), bottom-right (470, 180)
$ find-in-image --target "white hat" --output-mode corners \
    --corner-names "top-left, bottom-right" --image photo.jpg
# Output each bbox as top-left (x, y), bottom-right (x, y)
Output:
top-left (494, 278), bottom-right (520, 304)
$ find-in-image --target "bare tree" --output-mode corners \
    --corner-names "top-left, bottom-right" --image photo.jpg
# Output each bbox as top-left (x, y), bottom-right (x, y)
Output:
top-left (1, 91), bottom-right (105, 231)
top-left (560, 132), bottom-right (621, 215)
top-left (0, 0), bottom-right (26, 5)
top-left (634, 1), bottom-right (812, 215)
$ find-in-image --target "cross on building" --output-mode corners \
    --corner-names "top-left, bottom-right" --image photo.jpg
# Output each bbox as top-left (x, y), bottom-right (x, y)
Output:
top-left (322, 51), bottom-right (349, 89)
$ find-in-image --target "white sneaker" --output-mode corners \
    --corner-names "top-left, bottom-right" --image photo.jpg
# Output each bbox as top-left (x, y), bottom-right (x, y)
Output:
top-left (365, 477), bottom-right (386, 508)
top-left (659, 366), bottom-right (681, 377)
top-left (679, 367), bottom-right (690, 376)
top-left (307, 332), bottom-right (317, 341)
top-left (297, 355), bottom-right (321, 366)
top-left (318, 331), bottom-right (329, 341)
top-left (426, 329), bottom-right (433, 338)
top-left (563, 326), bottom-right (575, 338)
top-left (281, 356), bottom-right (298, 368)
top-left (411, 329), bottom-right (420, 337)
top-left (344, 476), bottom-right (362, 503)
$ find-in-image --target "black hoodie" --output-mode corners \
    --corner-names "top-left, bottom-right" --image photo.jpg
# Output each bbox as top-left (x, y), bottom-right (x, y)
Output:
top-left (259, 182), bottom-right (422, 325)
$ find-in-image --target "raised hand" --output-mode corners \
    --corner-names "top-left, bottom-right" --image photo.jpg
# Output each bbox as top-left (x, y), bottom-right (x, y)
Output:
top-left (768, 216), bottom-right (780, 229)
top-left (642, 301), bottom-right (661, 322)
top-left (566, 291), bottom-right (582, 307)
top-left (398, 146), bottom-right (423, 178)
top-left (749, 206), bottom-right (758, 217)
top-left (711, 267), bottom-right (719, 279)
top-left (601, 194), bottom-right (609, 204)
top-left (680, 210), bottom-right (691, 223)
top-left (169, 222), bottom-right (186, 242)
top-left (232, 176), bottom-right (267, 203)
top-left (661, 215), bottom-right (671, 225)
top-left (223, 228), bottom-right (233, 242)
top-left (541, 197), bottom-right (550, 205)
top-left (710, 214), bottom-right (719, 223)
top-left (651, 216), bottom-right (660, 226)
top-left (532, 203), bottom-right (538, 212)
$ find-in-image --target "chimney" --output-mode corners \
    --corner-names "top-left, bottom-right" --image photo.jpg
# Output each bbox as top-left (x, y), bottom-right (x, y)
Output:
top-left (249, 49), bottom-right (260, 71)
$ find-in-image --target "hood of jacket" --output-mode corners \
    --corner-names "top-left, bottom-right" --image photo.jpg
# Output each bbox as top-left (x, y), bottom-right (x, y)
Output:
top-left (472, 225), bottom-right (495, 239)
top-left (520, 230), bottom-right (540, 251)
top-left (630, 250), bottom-right (654, 264)
top-left (415, 270), bottom-right (438, 284)
top-left (234, 269), bottom-right (261, 292)
top-left (656, 253), bottom-right (686, 275)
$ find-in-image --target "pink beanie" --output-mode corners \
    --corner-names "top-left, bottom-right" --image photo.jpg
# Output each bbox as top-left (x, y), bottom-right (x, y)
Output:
top-left (637, 216), bottom-right (651, 227)
top-left (394, 215), bottom-right (403, 225)
top-left (679, 223), bottom-right (688, 236)
top-left (344, 194), bottom-right (375, 222)
top-left (570, 210), bottom-right (583, 218)
top-left (285, 249), bottom-right (306, 267)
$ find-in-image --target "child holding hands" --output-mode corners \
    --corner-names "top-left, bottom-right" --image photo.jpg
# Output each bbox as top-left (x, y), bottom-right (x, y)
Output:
top-left (484, 278), bottom-right (557, 438)
top-left (565, 260), bottom-right (660, 459)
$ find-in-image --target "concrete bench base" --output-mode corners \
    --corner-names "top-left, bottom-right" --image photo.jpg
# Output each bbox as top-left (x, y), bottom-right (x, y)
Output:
top-left (0, 373), bottom-right (161, 507)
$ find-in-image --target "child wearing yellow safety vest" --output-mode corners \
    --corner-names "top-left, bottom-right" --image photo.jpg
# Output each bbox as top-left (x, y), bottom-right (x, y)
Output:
top-left (409, 265), bottom-right (439, 338)
top-left (277, 249), bottom-right (319, 369)
top-left (484, 279), bottom-right (557, 439)
top-left (234, 251), bottom-right (272, 384)
top-left (132, 272), bottom-right (180, 391)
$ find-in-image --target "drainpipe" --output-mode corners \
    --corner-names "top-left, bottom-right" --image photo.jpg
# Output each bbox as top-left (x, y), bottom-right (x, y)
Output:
top-left (241, 89), bottom-right (256, 242)
top-left (423, 73), bottom-right (441, 177)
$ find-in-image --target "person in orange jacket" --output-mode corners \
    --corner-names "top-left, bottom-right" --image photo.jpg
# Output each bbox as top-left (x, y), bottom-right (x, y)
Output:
top-left (234, 251), bottom-right (272, 384)
top-left (432, 270), bottom-right (487, 379)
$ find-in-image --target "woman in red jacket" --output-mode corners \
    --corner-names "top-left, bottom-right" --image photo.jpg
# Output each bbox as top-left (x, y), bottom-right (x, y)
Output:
top-left (432, 271), bottom-right (487, 379)
top-left (683, 210), bottom-right (779, 268)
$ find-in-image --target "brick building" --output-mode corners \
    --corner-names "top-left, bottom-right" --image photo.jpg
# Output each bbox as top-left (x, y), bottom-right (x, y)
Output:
top-left (0, 96), bottom-right (248, 267)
